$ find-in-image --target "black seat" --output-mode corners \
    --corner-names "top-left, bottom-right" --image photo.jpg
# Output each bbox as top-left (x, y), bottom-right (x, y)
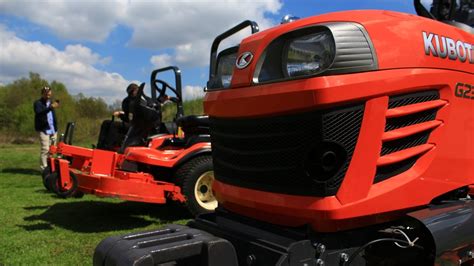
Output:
top-left (157, 115), bottom-right (210, 149)
top-left (97, 119), bottom-right (129, 151)
top-left (176, 115), bottom-right (210, 135)
top-left (176, 115), bottom-right (209, 128)
top-left (119, 97), bottom-right (162, 153)
top-left (185, 134), bottom-right (211, 147)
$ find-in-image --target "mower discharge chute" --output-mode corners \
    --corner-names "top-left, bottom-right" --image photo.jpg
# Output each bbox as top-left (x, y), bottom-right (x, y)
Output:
top-left (43, 66), bottom-right (217, 216)
top-left (95, 1), bottom-right (473, 265)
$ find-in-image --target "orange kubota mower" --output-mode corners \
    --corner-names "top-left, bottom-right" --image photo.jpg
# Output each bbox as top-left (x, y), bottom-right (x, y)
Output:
top-left (42, 66), bottom-right (217, 216)
top-left (95, 1), bottom-right (473, 265)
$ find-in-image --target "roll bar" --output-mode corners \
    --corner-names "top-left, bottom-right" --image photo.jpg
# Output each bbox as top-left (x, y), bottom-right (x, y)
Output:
top-left (207, 20), bottom-right (259, 87)
top-left (150, 66), bottom-right (184, 118)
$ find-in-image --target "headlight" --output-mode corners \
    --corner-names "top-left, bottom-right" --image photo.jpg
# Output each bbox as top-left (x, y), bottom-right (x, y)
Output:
top-left (283, 30), bottom-right (335, 78)
top-left (254, 22), bottom-right (378, 84)
top-left (217, 52), bottom-right (237, 88)
top-left (207, 46), bottom-right (238, 89)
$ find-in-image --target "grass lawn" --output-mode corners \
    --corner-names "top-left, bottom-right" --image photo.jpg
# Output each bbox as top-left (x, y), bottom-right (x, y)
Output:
top-left (0, 144), bottom-right (190, 265)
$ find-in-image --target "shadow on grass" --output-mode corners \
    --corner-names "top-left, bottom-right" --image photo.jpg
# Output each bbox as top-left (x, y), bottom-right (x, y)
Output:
top-left (22, 201), bottom-right (191, 233)
top-left (2, 168), bottom-right (41, 176)
top-left (24, 205), bottom-right (50, 210)
top-left (34, 189), bottom-right (51, 194)
top-left (18, 223), bottom-right (53, 231)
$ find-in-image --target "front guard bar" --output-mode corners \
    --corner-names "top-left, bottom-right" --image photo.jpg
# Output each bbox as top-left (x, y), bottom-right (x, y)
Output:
top-left (94, 210), bottom-right (318, 266)
top-left (408, 200), bottom-right (474, 265)
top-left (94, 224), bottom-right (238, 266)
top-left (94, 201), bottom-right (474, 266)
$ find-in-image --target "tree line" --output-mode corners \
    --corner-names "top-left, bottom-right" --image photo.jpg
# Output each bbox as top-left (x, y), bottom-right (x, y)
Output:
top-left (0, 73), bottom-right (203, 144)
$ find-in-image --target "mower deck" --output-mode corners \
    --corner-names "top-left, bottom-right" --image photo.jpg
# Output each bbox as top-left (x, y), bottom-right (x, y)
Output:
top-left (72, 169), bottom-right (182, 203)
top-left (47, 137), bottom-right (192, 204)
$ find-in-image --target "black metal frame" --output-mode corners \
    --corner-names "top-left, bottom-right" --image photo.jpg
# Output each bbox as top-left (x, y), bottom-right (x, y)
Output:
top-left (415, 0), bottom-right (458, 21)
top-left (61, 122), bottom-right (75, 145)
top-left (150, 66), bottom-right (184, 119)
top-left (414, 0), bottom-right (473, 33)
top-left (207, 20), bottom-right (259, 88)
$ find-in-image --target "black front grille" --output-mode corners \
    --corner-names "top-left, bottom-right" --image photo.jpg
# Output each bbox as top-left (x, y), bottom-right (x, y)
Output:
top-left (210, 104), bottom-right (364, 197)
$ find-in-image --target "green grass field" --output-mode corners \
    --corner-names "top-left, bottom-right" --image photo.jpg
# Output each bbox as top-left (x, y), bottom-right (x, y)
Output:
top-left (0, 144), bottom-right (190, 265)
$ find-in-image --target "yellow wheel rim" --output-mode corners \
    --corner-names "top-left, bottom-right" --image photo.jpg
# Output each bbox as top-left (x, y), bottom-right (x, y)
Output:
top-left (194, 171), bottom-right (217, 211)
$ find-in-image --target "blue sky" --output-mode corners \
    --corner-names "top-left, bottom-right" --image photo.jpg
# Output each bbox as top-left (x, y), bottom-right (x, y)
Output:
top-left (0, 0), bottom-right (414, 103)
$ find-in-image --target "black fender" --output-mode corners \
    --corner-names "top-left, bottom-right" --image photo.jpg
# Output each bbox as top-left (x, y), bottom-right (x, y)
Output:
top-left (174, 147), bottom-right (212, 169)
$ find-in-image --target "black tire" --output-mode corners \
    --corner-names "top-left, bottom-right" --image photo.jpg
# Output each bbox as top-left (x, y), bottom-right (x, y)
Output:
top-left (72, 190), bottom-right (85, 198)
top-left (50, 171), bottom-right (79, 198)
top-left (41, 166), bottom-right (50, 179)
top-left (42, 166), bottom-right (53, 192)
top-left (175, 155), bottom-right (216, 216)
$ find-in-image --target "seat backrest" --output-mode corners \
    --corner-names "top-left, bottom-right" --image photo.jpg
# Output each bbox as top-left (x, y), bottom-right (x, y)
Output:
top-left (184, 134), bottom-right (211, 148)
top-left (176, 115), bottom-right (210, 135)
top-left (176, 115), bottom-right (209, 128)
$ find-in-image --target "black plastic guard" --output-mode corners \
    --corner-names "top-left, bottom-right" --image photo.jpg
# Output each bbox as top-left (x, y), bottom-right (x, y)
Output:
top-left (189, 211), bottom-right (317, 266)
top-left (408, 200), bottom-right (474, 264)
top-left (93, 224), bottom-right (238, 266)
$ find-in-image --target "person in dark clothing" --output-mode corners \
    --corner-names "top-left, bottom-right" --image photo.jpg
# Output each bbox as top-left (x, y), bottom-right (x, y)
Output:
top-left (34, 86), bottom-right (59, 170)
top-left (99, 82), bottom-right (167, 153)
top-left (114, 83), bottom-right (169, 123)
top-left (96, 83), bottom-right (140, 151)
top-left (113, 83), bottom-right (140, 123)
top-left (118, 83), bottom-right (170, 153)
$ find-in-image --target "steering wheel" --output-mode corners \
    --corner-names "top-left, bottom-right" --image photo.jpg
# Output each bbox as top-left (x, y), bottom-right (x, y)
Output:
top-left (151, 79), bottom-right (166, 101)
top-left (152, 79), bottom-right (182, 104)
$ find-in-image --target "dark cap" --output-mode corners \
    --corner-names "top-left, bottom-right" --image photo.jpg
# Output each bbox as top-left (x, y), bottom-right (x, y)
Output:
top-left (126, 83), bottom-right (139, 95)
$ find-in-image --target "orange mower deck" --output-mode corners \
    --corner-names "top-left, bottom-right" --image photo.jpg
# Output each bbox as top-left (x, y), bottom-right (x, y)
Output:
top-left (47, 139), bottom-right (191, 203)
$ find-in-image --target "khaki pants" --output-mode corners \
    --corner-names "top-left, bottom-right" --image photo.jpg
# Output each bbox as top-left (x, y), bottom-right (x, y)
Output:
top-left (39, 131), bottom-right (57, 170)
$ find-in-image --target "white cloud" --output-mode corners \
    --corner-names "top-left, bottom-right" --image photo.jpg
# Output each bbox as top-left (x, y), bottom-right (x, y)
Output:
top-left (0, 0), bottom-right (126, 42)
top-left (174, 41), bottom-right (212, 68)
top-left (150, 40), bottom-right (210, 69)
top-left (150, 54), bottom-right (173, 69)
top-left (0, 25), bottom-right (129, 102)
top-left (124, 1), bottom-right (281, 49)
top-left (64, 45), bottom-right (104, 65)
top-left (142, 1), bottom-right (282, 68)
top-left (183, 85), bottom-right (205, 101)
top-left (0, 0), bottom-right (283, 101)
top-left (0, 0), bottom-right (282, 68)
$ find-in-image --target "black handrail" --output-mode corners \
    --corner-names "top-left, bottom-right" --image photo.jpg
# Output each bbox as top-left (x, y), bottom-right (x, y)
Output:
top-left (208, 20), bottom-right (259, 87)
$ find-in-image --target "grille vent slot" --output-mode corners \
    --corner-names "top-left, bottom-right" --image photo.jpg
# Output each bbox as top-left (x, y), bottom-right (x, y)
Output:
top-left (374, 90), bottom-right (446, 183)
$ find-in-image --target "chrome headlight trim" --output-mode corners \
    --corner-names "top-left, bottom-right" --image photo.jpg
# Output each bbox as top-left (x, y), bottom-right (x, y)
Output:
top-left (326, 22), bottom-right (378, 74)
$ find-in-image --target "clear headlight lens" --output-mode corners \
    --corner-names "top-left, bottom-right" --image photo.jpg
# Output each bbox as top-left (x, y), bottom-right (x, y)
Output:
top-left (216, 52), bottom-right (237, 88)
top-left (283, 30), bottom-right (335, 78)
